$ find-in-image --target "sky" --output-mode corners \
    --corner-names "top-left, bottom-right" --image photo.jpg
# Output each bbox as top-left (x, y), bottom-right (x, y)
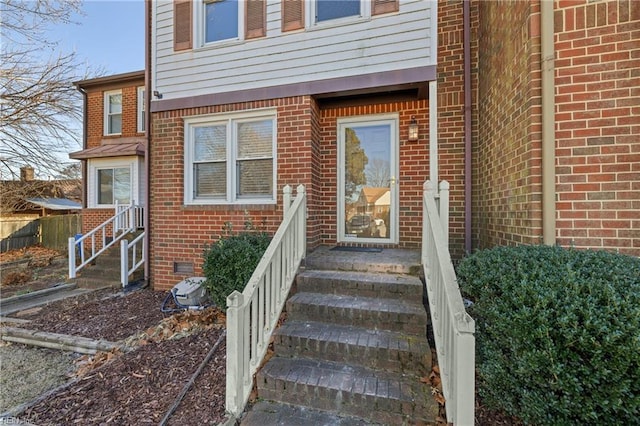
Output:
top-left (49, 0), bottom-right (145, 75)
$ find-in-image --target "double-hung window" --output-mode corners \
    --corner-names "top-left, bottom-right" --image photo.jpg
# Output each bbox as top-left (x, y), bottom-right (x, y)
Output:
top-left (185, 111), bottom-right (276, 205)
top-left (97, 167), bottom-right (131, 205)
top-left (316, 0), bottom-right (360, 22)
top-left (204, 0), bottom-right (239, 43)
top-left (104, 90), bottom-right (122, 135)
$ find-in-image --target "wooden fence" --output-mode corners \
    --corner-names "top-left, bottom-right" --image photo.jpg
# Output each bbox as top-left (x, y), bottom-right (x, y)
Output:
top-left (0, 214), bottom-right (80, 253)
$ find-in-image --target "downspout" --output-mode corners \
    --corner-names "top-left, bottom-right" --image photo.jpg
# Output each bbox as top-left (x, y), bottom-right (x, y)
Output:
top-left (143, 0), bottom-right (151, 282)
top-left (463, 0), bottom-right (471, 253)
top-left (78, 86), bottom-right (88, 210)
top-left (541, 0), bottom-right (556, 245)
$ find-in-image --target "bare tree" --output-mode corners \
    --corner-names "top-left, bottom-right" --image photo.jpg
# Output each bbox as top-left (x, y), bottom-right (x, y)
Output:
top-left (365, 158), bottom-right (391, 188)
top-left (0, 0), bottom-right (90, 179)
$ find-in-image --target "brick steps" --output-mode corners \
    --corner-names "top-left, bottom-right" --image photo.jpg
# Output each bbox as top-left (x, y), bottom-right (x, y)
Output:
top-left (287, 292), bottom-right (428, 335)
top-left (245, 248), bottom-right (437, 425)
top-left (242, 401), bottom-right (371, 425)
top-left (257, 357), bottom-right (437, 425)
top-left (274, 320), bottom-right (431, 376)
top-left (297, 269), bottom-right (424, 299)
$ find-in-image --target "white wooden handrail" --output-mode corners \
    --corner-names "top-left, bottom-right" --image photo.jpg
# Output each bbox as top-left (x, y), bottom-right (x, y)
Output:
top-left (422, 180), bottom-right (475, 425)
top-left (121, 231), bottom-right (145, 288)
top-left (225, 184), bottom-right (306, 417)
top-left (68, 203), bottom-right (144, 279)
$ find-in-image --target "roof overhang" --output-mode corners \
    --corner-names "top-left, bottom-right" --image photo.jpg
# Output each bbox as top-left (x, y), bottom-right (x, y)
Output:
top-left (69, 138), bottom-right (146, 160)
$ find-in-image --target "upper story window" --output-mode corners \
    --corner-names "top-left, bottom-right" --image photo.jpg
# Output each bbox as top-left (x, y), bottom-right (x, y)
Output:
top-left (205, 0), bottom-right (238, 43)
top-left (104, 90), bottom-right (122, 135)
top-left (137, 87), bottom-right (146, 133)
top-left (316, 0), bottom-right (360, 22)
top-left (184, 110), bottom-right (276, 205)
top-left (173, 0), bottom-right (266, 51)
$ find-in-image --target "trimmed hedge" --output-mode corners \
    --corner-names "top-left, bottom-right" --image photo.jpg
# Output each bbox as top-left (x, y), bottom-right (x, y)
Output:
top-left (457, 245), bottom-right (640, 425)
top-left (202, 231), bottom-right (271, 309)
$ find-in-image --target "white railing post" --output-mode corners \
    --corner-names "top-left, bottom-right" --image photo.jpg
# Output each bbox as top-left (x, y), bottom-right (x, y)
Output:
top-left (128, 200), bottom-right (136, 231)
top-left (68, 237), bottom-right (76, 278)
top-left (439, 180), bottom-right (450, 246)
top-left (283, 185), bottom-right (292, 217)
top-left (226, 290), bottom-right (245, 417)
top-left (296, 184), bottom-right (306, 259)
top-left (120, 239), bottom-right (128, 288)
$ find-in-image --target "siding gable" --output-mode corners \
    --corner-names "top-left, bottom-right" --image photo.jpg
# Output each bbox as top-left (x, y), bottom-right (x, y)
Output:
top-left (173, 0), bottom-right (192, 51)
top-left (281, 0), bottom-right (304, 32)
top-left (246, 0), bottom-right (266, 39)
top-left (372, 0), bottom-right (399, 16)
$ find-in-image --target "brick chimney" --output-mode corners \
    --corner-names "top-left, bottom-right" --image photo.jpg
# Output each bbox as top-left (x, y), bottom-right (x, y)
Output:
top-left (20, 166), bottom-right (35, 181)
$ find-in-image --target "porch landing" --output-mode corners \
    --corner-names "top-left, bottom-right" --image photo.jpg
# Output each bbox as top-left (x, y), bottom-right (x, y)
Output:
top-left (304, 245), bottom-right (422, 276)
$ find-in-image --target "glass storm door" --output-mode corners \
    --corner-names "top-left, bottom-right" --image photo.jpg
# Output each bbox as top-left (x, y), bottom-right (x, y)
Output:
top-left (338, 116), bottom-right (398, 244)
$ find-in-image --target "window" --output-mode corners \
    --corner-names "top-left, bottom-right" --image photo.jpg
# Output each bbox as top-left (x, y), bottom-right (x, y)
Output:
top-left (104, 91), bottom-right (122, 135)
top-left (97, 167), bottom-right (131, 205)
top-left (137, 87), bottom-right (145, 133)
top-left (316, 0), bottom-right (360, 22)
top-left (185, 111), bottom-right (276, 205)
top-left (205, 0), bottom-right (238, 43)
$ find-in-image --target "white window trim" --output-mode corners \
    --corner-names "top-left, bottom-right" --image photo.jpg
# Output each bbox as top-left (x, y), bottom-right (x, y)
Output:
top-left (104, 89), bottom-right (122, 136)
top-left (194, 0), bottom-right (245, 49)
top-left (137, 86), bottom-right (145, 133)
top-left (306, 0), bottom-right (371, 29)
top-left (184, 109), bottom-right (277, 206)
top-left (88, 159), bottom-right (136, 208)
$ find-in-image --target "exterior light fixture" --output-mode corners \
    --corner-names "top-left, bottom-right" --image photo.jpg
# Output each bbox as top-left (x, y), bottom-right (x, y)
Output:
top-left (408, 116), bottom-right (419, 141)
top-left (153, 90), bottom-right (163, 99)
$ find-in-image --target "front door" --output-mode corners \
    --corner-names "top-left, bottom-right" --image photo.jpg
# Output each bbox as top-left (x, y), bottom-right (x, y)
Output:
top-left (337, 115), bottom-right (398, 244)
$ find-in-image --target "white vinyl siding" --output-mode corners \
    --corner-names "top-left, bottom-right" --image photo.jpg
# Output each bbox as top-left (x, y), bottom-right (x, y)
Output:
top-left (184, 109), bottom-right (277, 205)
top-left (152, 0), bottom-right (435, 101)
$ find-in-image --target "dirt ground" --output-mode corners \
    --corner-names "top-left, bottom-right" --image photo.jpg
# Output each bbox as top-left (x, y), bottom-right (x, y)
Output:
top-left (0, 246), bottom-right (71, 298)
top-left (1, 248), bottom-right (228, 425)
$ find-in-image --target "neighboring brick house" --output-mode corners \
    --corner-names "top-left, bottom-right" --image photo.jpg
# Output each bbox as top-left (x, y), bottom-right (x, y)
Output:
top-left (145, 0), bottom-right (638, 290)
top-left (69, 71), bottom-right (147, 242)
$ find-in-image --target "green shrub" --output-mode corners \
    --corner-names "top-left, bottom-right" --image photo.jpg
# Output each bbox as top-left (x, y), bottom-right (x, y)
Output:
top-left (457, 245), bottom-right (640, 425)
top-left (202, 226), bottom-right (271, 309)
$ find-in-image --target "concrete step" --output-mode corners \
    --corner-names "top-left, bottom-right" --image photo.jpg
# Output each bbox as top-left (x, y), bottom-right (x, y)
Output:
top-left (287, 292), bottom-right (428, 335)
top-left (241, 401), bottom-right (372, 426)
top-left (274, 320), bottom-right (431, 375)
top-left (256, 357), bottom-right (438, 425)
top-left (0, 284), bottom-right (92, 317)
top-left (297, 269), bottom-right (424, 300)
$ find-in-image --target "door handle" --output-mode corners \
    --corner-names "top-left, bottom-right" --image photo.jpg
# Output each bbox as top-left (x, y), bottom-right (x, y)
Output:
top-left (390, 176), bottom-right (396, 186)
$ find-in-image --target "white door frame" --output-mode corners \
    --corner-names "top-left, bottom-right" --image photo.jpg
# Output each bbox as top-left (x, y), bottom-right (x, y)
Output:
top-left (337, 114), bottom-right (399, 244)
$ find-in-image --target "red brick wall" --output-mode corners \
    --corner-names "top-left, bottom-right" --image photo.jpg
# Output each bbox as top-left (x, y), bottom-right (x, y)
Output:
top-left (84, 80), bottom-right (145, 149)
top-left (80, 208), bottom-right (115, 251)
top-left (149, 97), bottom-right (315, 291)
top-left (81, 77), bottom-right (145, 236)
top-left (438, 0), bottom-right (478, 259)
top-left (475, 1), bottom-right (543, 249)
top-left (554, 0), bottom-right (639, 255)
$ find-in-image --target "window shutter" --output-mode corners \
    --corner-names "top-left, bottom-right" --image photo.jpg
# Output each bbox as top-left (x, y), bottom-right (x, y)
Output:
top-left (372, 0), bottom-right (398, 16)
top-left (282, 0), bottom-right (304, 32)
top-left (174, 0), bottom-right (192, 51)
top-left (246, 0), bottom-right (266, 39)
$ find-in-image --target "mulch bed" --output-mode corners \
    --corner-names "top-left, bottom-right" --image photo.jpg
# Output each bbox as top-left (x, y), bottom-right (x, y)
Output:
top-left (18, 288), bottom-right (169, 342)
top-left (20, 328), bottom-right (226, 425)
